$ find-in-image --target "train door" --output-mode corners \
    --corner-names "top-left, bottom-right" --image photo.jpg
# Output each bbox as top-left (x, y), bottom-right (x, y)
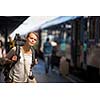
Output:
top-left (71, 18), bottom-right (82, 69)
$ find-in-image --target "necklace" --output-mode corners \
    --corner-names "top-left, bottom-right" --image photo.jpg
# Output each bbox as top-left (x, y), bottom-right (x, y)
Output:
top-left (22, 46), bottom-right (31, 54)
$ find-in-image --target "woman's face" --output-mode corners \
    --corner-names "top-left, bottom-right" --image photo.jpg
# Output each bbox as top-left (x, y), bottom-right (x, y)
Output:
top-left (26, 33), bottom-right (38, 46)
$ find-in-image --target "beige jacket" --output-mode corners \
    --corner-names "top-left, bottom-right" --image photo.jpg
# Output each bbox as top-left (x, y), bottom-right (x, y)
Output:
top-left (6, 47), bottom-right (32, 83)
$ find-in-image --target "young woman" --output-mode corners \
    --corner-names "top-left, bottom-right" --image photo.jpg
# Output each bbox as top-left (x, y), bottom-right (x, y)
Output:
top-left (5, 32), bottom-right (39, 83)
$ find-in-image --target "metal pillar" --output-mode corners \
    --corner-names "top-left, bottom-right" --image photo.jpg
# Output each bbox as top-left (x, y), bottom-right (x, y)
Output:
top-left (80, 17), bottom-right (85, 44)
top-left (95, 17), bottom-right (99, 44)
top-left (38, 29), bottom-right (42, 50)
top-left (5, 26), bottom-right (8, 49)
top-left (71, 20), bottom-right (78, 68)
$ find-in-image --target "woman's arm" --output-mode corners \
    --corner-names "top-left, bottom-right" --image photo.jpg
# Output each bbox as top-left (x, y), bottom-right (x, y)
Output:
top-left (6, 47), bottom-right (16, 59)
top-left (3, 47), bottom-right (17, 64)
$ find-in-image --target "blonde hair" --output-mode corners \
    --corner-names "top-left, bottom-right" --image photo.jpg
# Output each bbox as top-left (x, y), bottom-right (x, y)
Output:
top-left (26, 32), bottom-right (39, 39)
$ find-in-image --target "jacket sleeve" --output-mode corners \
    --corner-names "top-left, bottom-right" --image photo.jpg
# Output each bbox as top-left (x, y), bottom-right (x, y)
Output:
top-left (6, 47), bottom-right (16, 59)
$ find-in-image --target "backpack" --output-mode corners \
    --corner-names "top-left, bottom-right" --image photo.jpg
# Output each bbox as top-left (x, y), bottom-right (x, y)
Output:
top-left (0, 48), bottom-right (5, 71)
top-left (43, 42), bottom-right (52, 54)
top-left (3, 46), bottom-right (37, 82)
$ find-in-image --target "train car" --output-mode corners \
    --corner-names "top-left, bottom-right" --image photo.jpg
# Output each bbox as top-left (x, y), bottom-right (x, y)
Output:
top-left (71, 16), bottom-right (100, 82)
top-left (40, 16), bottom-right (100, 82)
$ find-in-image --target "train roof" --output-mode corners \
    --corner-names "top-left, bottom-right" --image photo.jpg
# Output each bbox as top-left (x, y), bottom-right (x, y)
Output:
top-left (40, 16), bottom-right (81, 29)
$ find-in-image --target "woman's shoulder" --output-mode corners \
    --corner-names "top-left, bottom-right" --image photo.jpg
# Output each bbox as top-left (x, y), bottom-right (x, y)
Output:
top-left (12, 46), bottom-right (22, 50)
top-left (11, 46), bottom-right (16, 51)
top-left (7, 46), bottom-right (16, 54)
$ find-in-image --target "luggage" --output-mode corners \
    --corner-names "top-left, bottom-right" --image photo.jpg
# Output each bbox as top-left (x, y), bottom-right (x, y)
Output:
top-left (59, 56), bottom-right (69, 77)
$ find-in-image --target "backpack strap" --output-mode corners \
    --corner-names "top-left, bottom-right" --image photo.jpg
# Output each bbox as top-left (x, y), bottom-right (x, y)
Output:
top-left (15, 45), bottom-right (20, 60)
top-left (31, 47), bottom-right (35, 67)
top-left (30, 47), bottom-right (35, 67)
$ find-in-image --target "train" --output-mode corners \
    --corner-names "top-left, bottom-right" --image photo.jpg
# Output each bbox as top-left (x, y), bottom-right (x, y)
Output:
top-left (39, 16), bottom-right (100, 82)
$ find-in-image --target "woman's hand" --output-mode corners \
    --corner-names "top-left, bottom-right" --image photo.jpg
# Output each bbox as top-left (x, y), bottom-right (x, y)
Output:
top-left (12, 55), bottom-right (18, 61)
top-left (35, 59), bottom-right (38, 64)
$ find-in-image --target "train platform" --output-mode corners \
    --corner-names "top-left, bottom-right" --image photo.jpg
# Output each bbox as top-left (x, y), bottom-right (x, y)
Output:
top-left (0, 59), bottom-right (85, 83)
top-left (32, 59), bottom-right (85, 83)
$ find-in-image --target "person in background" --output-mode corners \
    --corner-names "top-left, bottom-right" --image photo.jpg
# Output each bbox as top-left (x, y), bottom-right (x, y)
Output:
top-left (0, 40), bottom-right (6, 81)
top-left (3, 32), bottom-right (39, 83)
top-left (0, 40), bottom-right (6, 58)
top-left (43, 37), bottom-right (53, 74)
top-left (60, 40), bottom-right (66, 56)
top-left (6, 36), bottom-right (14, 53)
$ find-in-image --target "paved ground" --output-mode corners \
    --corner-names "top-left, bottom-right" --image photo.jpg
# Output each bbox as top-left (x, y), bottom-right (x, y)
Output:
top-left (0, 59), bottom-right (85, 83)
top-left (32, 59), bottom-right (85, 83)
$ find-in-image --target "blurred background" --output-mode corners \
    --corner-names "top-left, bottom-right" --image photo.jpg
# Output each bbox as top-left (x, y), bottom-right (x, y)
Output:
top-left (0, 16), bottom-right (100, 83)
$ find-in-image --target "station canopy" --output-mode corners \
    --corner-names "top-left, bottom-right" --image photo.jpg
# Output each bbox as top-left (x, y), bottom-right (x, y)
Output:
top-left (10, 16), bottom-right (58, 39)
top-left (9, 16), bottom-right (81, 39)
top-left (0, 16), bottom-right (29, 35)
top-left (40, 16), bottom-right (81, 29)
